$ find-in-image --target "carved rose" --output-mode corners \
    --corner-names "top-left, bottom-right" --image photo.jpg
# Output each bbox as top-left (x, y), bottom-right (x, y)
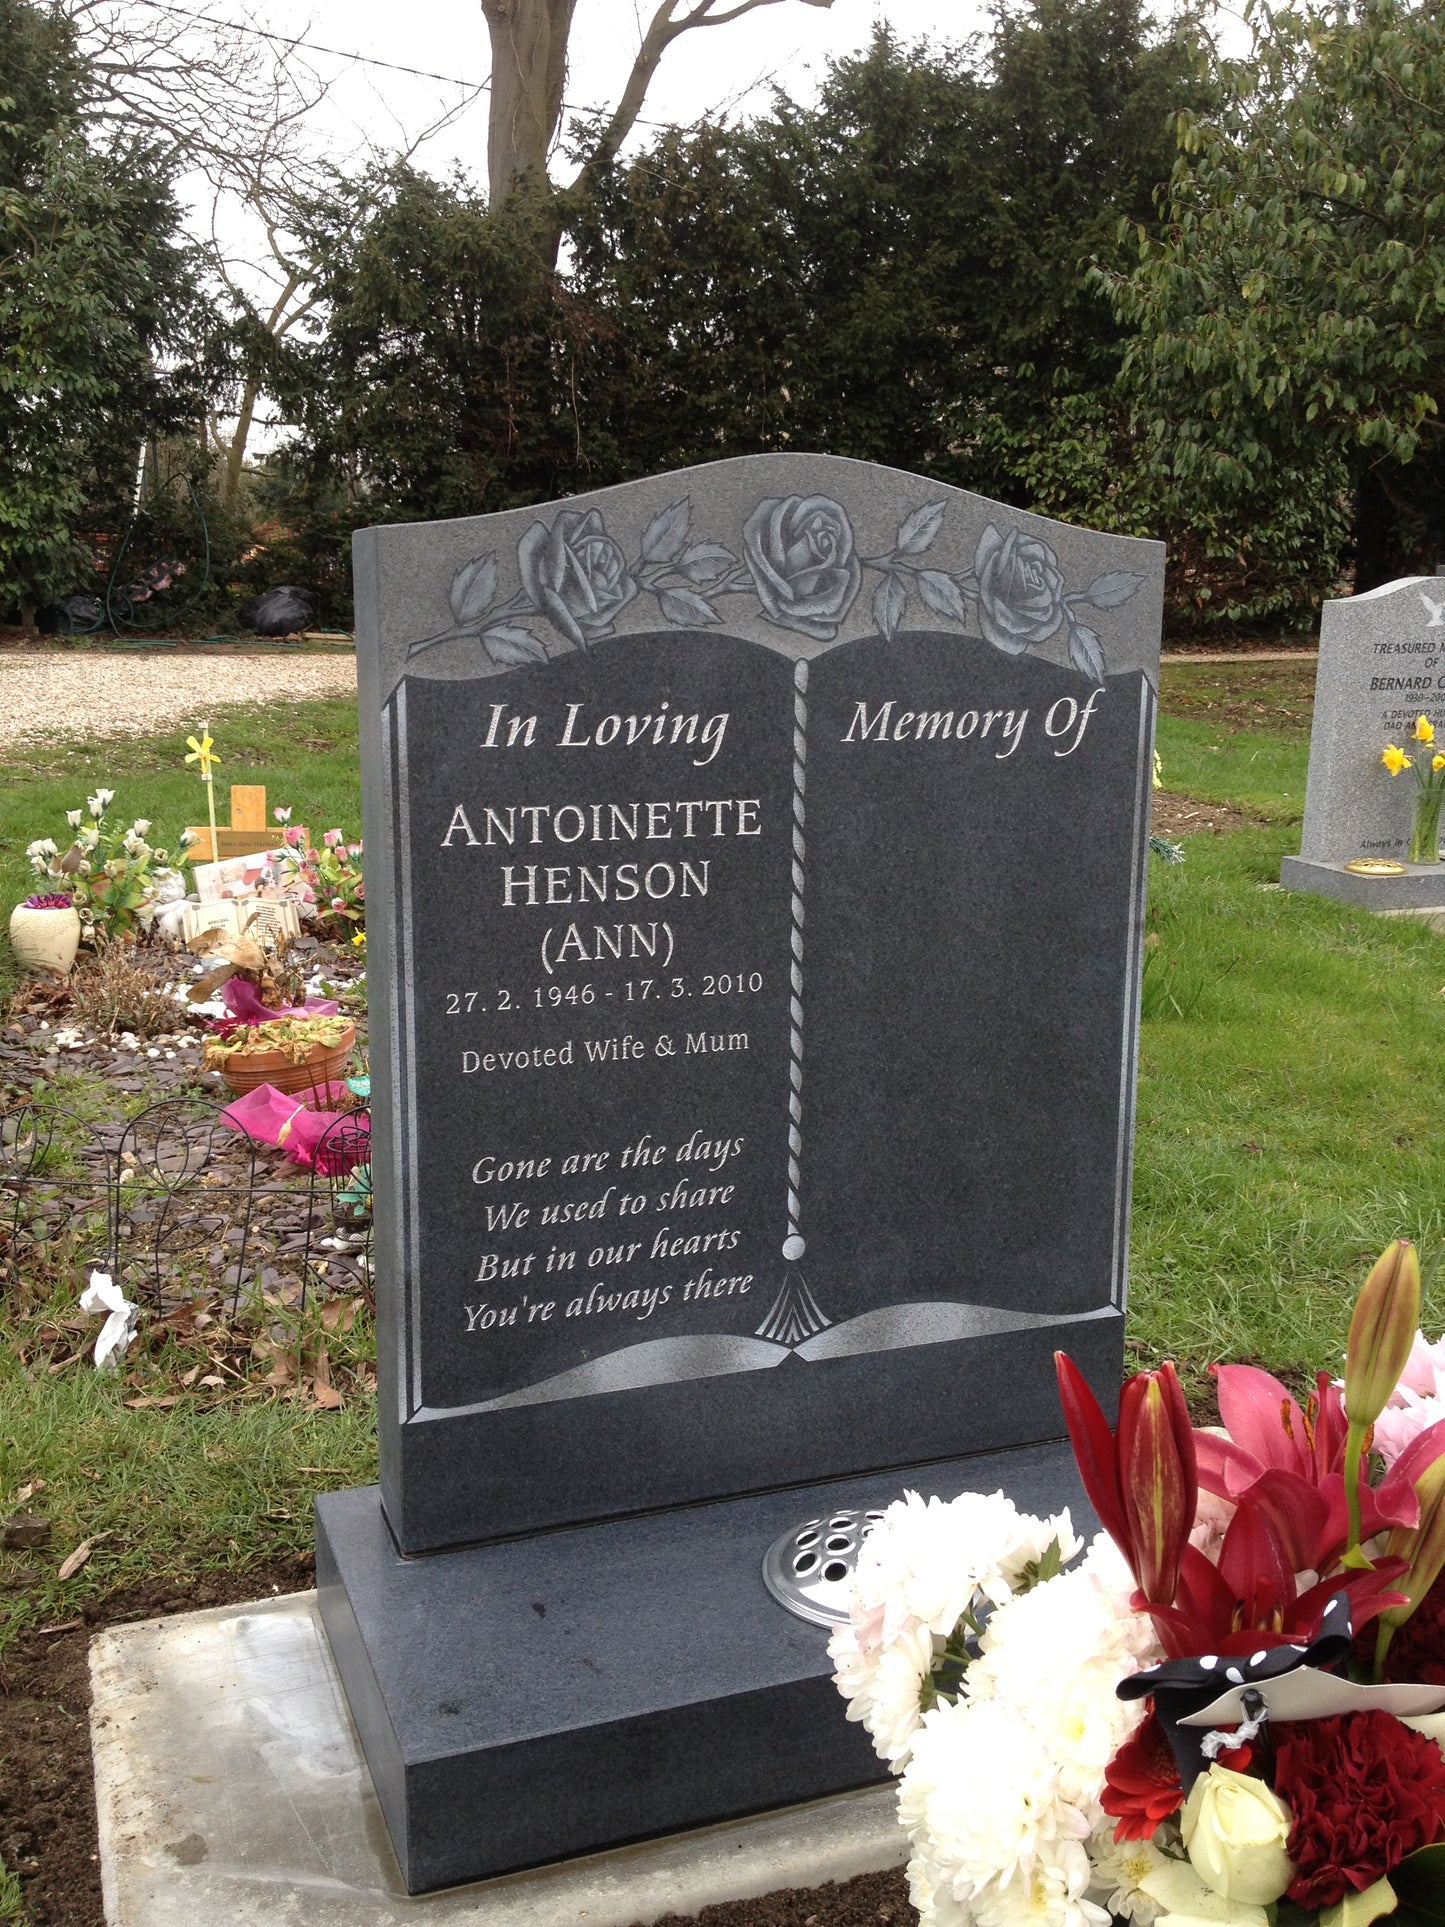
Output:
top-left (974, 525), bottom-right (1066, 654)
top-left (743, 495), bottom-right (862, 641)
top-left (517, 509), bottom-right (637, 649)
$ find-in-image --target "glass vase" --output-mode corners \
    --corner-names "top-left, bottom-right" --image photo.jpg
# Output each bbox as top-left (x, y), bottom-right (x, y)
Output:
top-left (1410, 790), bottom-right (1444, 864)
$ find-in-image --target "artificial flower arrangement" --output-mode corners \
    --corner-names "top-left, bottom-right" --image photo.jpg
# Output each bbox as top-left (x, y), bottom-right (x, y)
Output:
top-left (272, 808), bottom-right (365, 935)
top-left (25, 789), bottom-right (190, 941)
top-left (1381, 714), bottom-right (1445, 863)
top-left (831, 1242), bottom-right (1445, 1927)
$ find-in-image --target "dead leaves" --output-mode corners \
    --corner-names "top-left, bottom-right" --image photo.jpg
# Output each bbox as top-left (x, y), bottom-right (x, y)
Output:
top-left (57, 1530), bottom-right (114, 1581)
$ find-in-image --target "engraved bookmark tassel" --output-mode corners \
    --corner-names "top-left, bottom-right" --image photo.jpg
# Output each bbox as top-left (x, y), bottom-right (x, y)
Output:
top-left (757, 659), bottom-right (831, 1349)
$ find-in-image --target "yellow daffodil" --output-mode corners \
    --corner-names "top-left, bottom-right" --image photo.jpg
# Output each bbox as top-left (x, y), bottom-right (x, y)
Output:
top-left (1433, 755), bottom-right (1445, 772)
top-left (184, 731), bottom-right (219, 780)
top-left (1383, 744), bottom-right (1412, 774)
top-left (1415, 714), bottom-right (1436, 745)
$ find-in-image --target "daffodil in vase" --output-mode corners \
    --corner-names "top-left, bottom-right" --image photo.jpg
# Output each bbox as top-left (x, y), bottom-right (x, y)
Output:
top-left (1382, 714), bottom-right (1445, 862)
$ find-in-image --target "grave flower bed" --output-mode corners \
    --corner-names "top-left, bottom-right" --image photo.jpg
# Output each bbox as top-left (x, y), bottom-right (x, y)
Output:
top-left (833, 1242), bottom-right (1445, 1927)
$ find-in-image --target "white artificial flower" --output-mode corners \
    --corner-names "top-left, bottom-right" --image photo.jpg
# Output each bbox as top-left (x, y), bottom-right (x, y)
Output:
top-left (131, 818), bottom-right (151, 836)
top-left (79, 825), bottom-right (99, 851)
top-left (122, 831), bottom-right (149, 858)
top-left (65, 809), bottom-right (82, 828)
top-left (79, 1270), bottom-right (139, 1371)
top-left (179, 827), bottom-right (200, 847)
top-left (86, 789), bottom-right (112, 817)
top-left (25, 838), bottom-right (57, 859)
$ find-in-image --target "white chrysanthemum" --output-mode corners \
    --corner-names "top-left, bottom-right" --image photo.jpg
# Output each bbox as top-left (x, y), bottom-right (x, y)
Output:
top-left (901, 1697), bottom-right (1091, 1900)
top-left (850, 1490), bottom-right (1080, 1649)
top-left (1087, 1829), bottom-right (1170, 1924)
top-left (831, 1616), bottom-right (936, 1765)
top-left (973, 1839), bottom-right (1109, 1927)
top-left (970, 1565), bottom-right (1152, 1811)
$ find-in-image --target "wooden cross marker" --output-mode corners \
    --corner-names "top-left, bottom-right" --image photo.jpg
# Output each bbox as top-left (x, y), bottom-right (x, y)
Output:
top-left (185, 785), bottom-right (285, 862)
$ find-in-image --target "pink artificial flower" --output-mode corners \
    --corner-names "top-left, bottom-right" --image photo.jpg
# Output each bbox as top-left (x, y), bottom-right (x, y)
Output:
top-left (347, 843), bottom-right (362, 857)
top-left (332, 896), bottom-right (345, 911)
top-left (324, 828), bottom-right (344, 848)
top-left (282, 826), bottom-right (302, 847)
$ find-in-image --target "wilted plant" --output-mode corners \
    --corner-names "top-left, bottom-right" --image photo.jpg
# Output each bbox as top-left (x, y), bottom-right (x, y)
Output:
top-left (69, 947), bottom-right (188, 1040)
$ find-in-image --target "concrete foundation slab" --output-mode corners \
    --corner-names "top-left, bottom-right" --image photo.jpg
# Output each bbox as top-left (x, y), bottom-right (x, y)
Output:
top-left (90, 1592), bottom-right (905, 1927)
top-left (1280, 853), bottom-right (1445, 910)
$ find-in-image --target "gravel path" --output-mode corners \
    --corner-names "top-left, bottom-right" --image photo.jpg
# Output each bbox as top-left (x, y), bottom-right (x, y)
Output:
top-left (0, 648), bottom-right (357, 747)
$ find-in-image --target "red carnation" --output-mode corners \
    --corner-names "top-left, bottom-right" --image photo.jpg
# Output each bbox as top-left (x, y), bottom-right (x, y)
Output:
top-left (1367, 1569), bottom-right (1445, 1686)
top-left (1101, 1713), bottom-right (1185, 1841)
top-left (1274, 1711), bottom-right (1445, 1908)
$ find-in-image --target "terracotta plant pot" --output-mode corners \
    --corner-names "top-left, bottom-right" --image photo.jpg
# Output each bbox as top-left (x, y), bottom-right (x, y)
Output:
top-left (218, 1020), bottom-right (356, 1098)
top-left (8, 902), bottom-right (82, 977)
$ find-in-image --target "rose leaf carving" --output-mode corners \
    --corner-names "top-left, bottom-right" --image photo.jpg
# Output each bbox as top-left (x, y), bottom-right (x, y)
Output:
top-left (483, 625), bottom-right (549, 667)
top-left (658, 588), bottom-right (721, 627)
top-left (917, 569), bottom-right (968, 623)
top-left (677, 543), bottom-right (737, 584)
top-left (895, 500), bottom-right (947, 556)
top-left (1067, 621), bottom-right (1106, 684)
top-left (449, 555), bottom-right (498, 627)
top-left (640, 498), bottom-right (691, 563)
top-left (1075, 571), bottom-right (1144, 610)
top-left (872, 573), bottom-right (906, 641)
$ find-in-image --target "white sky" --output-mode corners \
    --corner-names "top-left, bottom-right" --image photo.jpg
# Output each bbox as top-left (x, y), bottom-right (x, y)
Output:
top-left (247, 0), bottom-right (986, 189)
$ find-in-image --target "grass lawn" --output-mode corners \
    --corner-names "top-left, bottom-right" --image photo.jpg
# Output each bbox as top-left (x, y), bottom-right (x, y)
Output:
top-left (4, 654), bottom-right (1445, 1642)
top-left (0, 699), bottom-right (362, 1005)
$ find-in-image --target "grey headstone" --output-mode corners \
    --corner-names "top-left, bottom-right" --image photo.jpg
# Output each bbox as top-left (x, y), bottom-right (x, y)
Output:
top-left (1283, 577), bottom-right (1445, 903)
top-left (325, 453), bottom-right (1163, 1889)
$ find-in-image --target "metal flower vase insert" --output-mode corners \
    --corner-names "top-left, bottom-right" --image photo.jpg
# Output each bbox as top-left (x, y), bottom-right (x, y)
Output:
top-left (1382, 715), bottom-right (1445, 863)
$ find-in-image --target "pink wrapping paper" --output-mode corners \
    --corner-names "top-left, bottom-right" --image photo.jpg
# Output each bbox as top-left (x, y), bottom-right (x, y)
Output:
top-left (220, 1082), bottom-right (369, 1174)
top-left (219, 978), bottom-right (339, 1023)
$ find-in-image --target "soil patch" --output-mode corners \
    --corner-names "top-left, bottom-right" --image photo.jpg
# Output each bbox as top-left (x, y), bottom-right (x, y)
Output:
top-left (1158, 657), bottom-right (1316, 733)
top-left (2, 1561), bottom-right (914, 1927)
top-left (0, 1556), bottom-right (315, 1927)
top-left (1151, 790), bottom-right (1259, 837)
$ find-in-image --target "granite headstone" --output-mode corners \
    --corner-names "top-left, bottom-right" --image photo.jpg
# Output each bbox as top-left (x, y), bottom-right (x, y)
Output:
top-left (1283, 576), bottom-right (1445, 906)
top-left (317, 454), bottom-right (1165, 1892)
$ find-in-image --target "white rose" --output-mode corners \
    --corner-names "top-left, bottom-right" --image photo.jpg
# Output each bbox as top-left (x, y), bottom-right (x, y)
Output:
top-left (1181, 1766), bottom-right (1294, 1906)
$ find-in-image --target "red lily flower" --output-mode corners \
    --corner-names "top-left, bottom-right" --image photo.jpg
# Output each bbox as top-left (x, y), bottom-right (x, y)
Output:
top-left (1195, 1364), bottom-right (1445, 1576)
top-left (1144, 1496), bottom-right (1409, 1659)
top-left (1056, 1353), bottom-right (1197, 1608)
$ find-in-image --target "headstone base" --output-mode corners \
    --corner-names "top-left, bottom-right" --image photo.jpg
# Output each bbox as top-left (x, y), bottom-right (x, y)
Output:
top-left (1280, 854), bottom-right (1445, 911)
top-left (317, 1437), bottom-right (1095, 1894)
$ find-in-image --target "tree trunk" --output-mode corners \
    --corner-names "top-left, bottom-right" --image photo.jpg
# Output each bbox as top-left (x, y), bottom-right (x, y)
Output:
top-left (481, 0), bottom-right (577, 204)
top-left (223, 376), bottom-right (261, 512)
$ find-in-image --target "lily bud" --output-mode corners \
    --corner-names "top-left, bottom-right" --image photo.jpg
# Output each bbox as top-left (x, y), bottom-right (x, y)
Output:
top-left (1345, 1240), bottom-right (1421, 1428)
top-left (1117, 1362), bottom-right (1197, 1606)
top-left (1381, 1456), bottom-right (1445, 1631)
